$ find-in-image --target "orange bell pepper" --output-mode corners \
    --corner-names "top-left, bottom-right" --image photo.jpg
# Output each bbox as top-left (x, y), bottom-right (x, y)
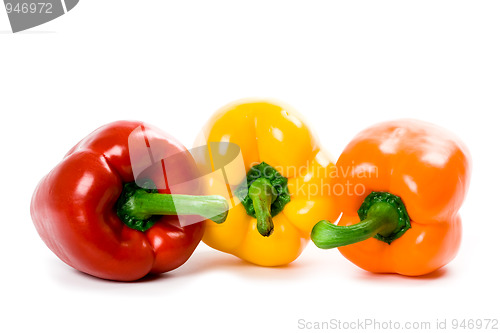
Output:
top-left (311, 119), bottom-right (471, 276)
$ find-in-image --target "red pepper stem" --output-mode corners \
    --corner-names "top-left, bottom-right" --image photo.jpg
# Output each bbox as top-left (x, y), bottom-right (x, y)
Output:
top-left (311, 202), bottom-right (400, 249)
top-left (129, 191), bottom-right (229, 224)
top-left (116, 182), bottom-right (228, 232)
top-left (248, 178), bottom-right (278, 237)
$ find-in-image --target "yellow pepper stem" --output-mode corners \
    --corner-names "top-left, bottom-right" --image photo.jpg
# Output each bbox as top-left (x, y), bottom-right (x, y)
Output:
top-left (248, 178), bottom-right (278, 237)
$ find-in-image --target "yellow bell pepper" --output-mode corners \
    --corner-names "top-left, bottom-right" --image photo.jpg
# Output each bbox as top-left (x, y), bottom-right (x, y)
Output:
top-left (195, 100), bottom-right (337, 266)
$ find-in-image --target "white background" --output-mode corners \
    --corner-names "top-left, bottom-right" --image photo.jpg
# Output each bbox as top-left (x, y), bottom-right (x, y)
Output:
top-left (1, 1), bottom-right (499, 332)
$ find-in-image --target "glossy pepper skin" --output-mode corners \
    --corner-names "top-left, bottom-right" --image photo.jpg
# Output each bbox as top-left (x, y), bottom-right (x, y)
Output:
top-left (197, 100), bottom-right (338, 266)
top-left (31, 121), bottom-right (206, 281)
top-left (313, 119), bottom-right (471, 276)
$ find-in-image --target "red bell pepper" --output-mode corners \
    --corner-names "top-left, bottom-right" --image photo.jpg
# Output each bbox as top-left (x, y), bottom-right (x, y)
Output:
top-left (31, 121), bottom-right (228, 281)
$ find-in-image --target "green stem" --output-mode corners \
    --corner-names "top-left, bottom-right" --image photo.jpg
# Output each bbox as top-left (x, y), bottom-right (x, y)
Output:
top-left (236, 162), bottom-right (291, 238)
top-left (116, 182), bottom-right (228, 232)
top-left (248, 178), bottom-right (278, 237)
top-left (311, 202), bottom-right (400, 249)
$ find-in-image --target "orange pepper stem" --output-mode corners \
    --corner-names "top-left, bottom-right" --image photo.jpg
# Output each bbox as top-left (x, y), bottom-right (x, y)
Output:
top-left (311, 191), bottom-right (412, 248)
top-left (311, 202), bottom-right (399, 248)
top-left (248, 178), bottom-right (278, 237)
